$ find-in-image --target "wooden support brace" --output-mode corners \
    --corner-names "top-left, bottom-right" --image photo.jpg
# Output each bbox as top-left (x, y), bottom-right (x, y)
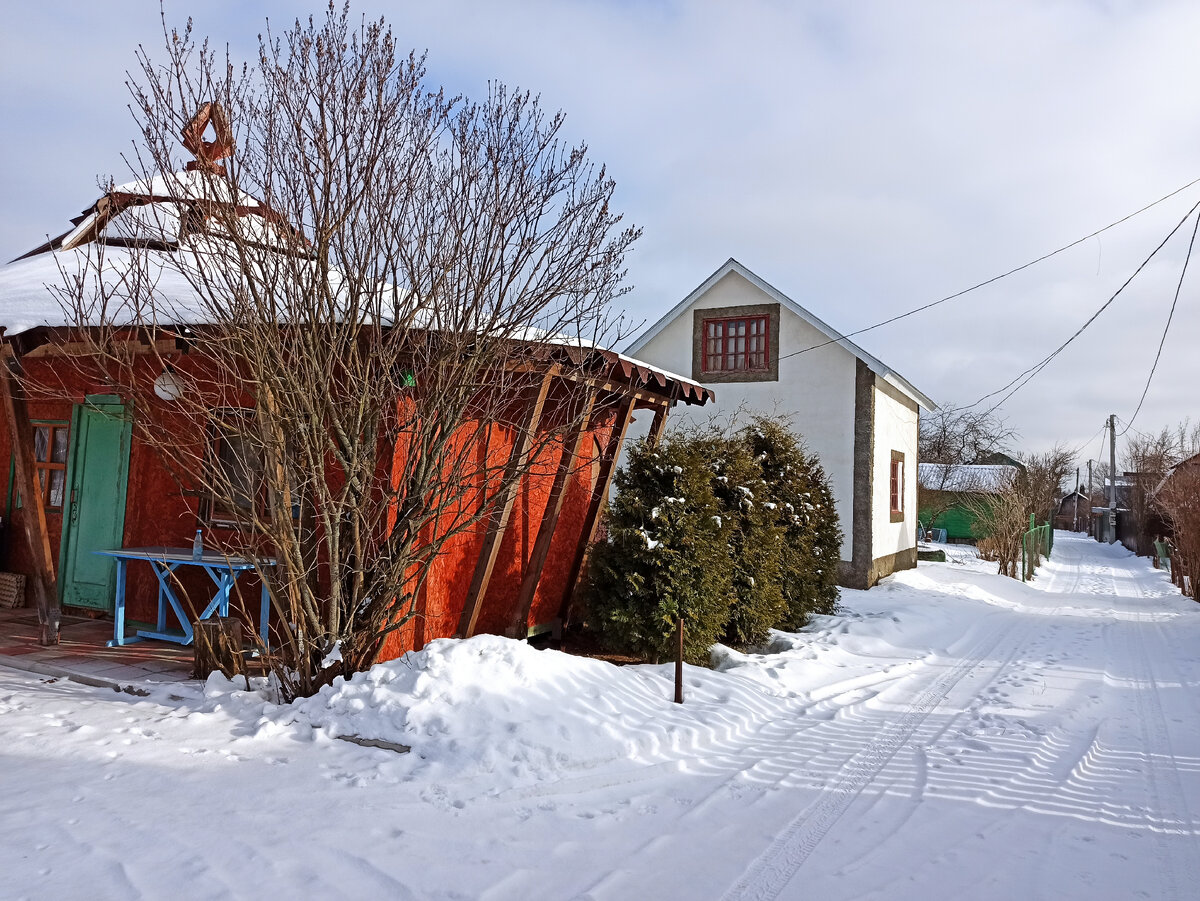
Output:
top-left (508, 390), bottom-right (597, 638)
top-left (647, 403), bottom-right (670, 448)
top-left (557, 394), bottom-right (637, 625)
top-left (457, 370), bottom-right (555, 638)
top-left (0, 345), bottom-right (60, 645)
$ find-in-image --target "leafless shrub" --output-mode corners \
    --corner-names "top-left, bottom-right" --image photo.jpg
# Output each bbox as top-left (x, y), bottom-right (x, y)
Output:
top-left (1122, 423), bottom-right (1200, 555)
top-left (42, 6), bottom-right (638, 698)
top-left (918, 407), bottom-right (1016, 534)
top-left (1156, 458), bottom-right (1200, 598)
top-left (966, 446), bottom-right (1074, 579)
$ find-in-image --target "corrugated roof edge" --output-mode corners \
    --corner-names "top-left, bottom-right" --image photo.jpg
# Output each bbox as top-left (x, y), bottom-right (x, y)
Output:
top-left (625, 257), bottom-right (936, 411)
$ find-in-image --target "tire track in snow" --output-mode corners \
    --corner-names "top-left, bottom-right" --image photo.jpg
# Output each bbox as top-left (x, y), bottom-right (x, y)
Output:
top-left (718, 616), bottom-right (1025, 901)
top-left (1113, 561), bottom-right (1200, 900)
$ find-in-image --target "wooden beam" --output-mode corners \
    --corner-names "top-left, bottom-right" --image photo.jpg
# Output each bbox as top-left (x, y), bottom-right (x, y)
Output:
top-left (646, 404), bottom-right (670, 448)
top-left (0, 345), bottom-right (60, 645)
top-left (457, 370), bottom-right (556, 638)
top-left (557, 395), bottom-right (636, 625)
top-left (507, 390), bottom-right (597, 638)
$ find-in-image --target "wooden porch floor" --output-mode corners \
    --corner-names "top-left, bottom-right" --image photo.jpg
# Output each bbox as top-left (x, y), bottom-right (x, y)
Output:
top-left (0, 608), bottom-right (194, 685)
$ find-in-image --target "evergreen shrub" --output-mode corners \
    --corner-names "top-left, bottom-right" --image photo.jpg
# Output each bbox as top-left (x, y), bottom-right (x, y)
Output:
top-left (585, 416), bottom-right (842, 664)
top-left (583, 433), bottom-right (734, 665)
top-left (741, 417), bottom-right (841, 628)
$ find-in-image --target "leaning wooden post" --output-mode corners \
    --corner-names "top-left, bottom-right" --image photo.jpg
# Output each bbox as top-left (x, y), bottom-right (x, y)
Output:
top-left (674, 614), bottom-right (684, 704)
top-left (509, 390), bottom-right (597, 639)
top-left (458, 369), bottom-right (555, 639)
top-left (556, 394), bottom-right (637, 626)
top-left (0, 344), bottom-right (60, 645)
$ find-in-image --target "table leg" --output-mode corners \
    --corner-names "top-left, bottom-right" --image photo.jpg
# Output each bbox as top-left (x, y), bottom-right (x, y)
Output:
top-left (259, 581), bottom-right (270, 651)
top-left (139, 562), bottom-right (195, 644)
top-left (106, 558), bottom-right (129, 648)
top-left (156, 565), bottom-right (168, 633)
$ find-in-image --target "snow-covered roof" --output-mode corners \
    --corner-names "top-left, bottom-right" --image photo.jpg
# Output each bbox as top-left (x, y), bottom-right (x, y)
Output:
top-left (625, 258), bottom-right (936, 410)
top-left (918, 463), bottom-right (1017, 493)
top-left (0, 174), bottom-right (713, 406)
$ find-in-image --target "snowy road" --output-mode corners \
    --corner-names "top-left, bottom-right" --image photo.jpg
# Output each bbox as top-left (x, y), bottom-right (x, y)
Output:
top-left (2, 533), bottom-right (1199, 900)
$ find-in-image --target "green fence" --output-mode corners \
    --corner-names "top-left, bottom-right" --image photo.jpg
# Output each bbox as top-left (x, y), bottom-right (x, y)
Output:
top-left (1021, 515), bottom-right (1053, 582)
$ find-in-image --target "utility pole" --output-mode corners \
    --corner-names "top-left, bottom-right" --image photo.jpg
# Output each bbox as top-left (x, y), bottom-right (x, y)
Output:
top-left (1108, 413), bottom-right (1118, 544)
top-left (1087, 459), bottom-right (1093, 540)
top-left (1073, 467), bottom-right (1080, 531)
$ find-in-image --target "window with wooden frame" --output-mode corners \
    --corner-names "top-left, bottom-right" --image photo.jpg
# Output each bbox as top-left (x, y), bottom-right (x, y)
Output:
top-left (702, 314), bottom-right (770, 374)
top-left (33, 422), bottom-right (70, 511)
top-left (204, 410), bottom-right (302, 526)
top-left (204, 411), bottom-right (264, 525)
top-left (890, 450), bottom-right (905, 523)
top-left (691, 303), bottom-right (780, 384)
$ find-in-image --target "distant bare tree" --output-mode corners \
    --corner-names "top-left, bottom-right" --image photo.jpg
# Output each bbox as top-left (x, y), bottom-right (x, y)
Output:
top-left (1020, 446), bottom-right (1076, 525)
top-left (968, 445), bottom-right (1074, 579)
top-left (918, 406), bottom-right (1016, 535)
top-left (1157, 460), bottom-right (1200, 598)
top-left (42, 6), bottom-right (638, 698)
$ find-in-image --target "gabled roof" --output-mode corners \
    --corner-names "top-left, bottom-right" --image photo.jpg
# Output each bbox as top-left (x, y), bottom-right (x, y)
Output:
top-left (626, 257), bottom-right (936, 410)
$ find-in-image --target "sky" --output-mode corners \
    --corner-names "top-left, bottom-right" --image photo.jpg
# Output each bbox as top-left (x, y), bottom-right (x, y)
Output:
top-left (3, 0), bottom-right (1199, 464)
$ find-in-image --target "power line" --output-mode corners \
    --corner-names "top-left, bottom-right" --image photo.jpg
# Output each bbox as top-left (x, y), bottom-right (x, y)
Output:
top-left (1070, 420), bottom-right (1109, 459)
top-left (1117, 210), bottom-right (1200, 436)
top-left (774, 175), bottom-right (1200, 364)
top-left (965, 196), bottom-right (1200, 417)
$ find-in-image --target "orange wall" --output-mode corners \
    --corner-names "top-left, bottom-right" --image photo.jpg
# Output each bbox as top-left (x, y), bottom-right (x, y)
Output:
top-left (3, 352), bottom-right (637, 662)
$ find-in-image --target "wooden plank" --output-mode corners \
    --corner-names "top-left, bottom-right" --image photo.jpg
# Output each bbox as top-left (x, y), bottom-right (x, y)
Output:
top-left (457, 369), bottom-right (556, 638)
top-left (646, 402), bottom-right (671, 448)
top-left (0, 344), bottom-right (60, 645)
top-left (557, 394), bottom-right (636, 624)
top-left (507, 390), bottom-right (597, 638)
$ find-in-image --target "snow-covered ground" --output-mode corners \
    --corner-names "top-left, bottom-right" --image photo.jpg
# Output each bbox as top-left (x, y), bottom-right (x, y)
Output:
top-left (2, 532), bottom-right (1198, 900)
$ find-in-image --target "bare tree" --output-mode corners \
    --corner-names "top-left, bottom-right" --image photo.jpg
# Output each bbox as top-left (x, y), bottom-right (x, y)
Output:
top-left (967, 446), bottom-right (1074, 579)
top-left (1123, 428), bottom-right (1183, 555)
top-left (917, 406), bottom-right (1016, 535)
top-left (42, 6), bottom-right (638, 698)
top-left (1157, 459), bottom-right (1200, 598)
top-left (1116, 419), bottom-right (1200, 558)
top-left (1020, 446), bottom-right (1076, 525)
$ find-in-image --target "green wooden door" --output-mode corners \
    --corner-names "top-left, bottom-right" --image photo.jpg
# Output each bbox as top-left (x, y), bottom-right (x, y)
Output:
top-left (59, 401), bottom-right (131, 611)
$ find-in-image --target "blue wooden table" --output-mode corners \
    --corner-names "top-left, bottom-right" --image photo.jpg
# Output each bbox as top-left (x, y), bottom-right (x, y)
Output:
top-left (95, 547), bottom-right (274, 648)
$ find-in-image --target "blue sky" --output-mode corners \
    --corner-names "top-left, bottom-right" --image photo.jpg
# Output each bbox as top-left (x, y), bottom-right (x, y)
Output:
top-left (3, 0), bottom-right (1199, 460)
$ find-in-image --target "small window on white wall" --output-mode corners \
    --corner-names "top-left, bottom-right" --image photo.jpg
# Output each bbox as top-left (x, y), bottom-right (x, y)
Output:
top-left (890, 451), bottom-right (904, 523)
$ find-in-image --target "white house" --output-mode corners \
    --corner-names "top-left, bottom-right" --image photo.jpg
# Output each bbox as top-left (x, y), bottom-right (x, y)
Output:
top-left (626, 258), bottom-right (936, 589)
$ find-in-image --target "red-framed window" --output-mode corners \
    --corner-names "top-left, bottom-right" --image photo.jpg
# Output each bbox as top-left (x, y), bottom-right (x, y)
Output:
top-left (33, 423), bottom-right (70, 511)
top-left (702, 315), bottom-right (770, 373)
top-left (890, 451), bottom-right (905, 520)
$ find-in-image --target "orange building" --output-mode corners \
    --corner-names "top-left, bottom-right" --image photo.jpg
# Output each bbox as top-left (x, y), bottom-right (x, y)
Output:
top-left (0, 169), bottom-right (710, 660)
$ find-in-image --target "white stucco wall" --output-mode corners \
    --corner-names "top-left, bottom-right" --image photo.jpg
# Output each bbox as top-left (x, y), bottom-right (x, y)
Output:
top-left (871, 378), bottom-right (920, 561)
top-left (627, 271), bottom-right (858, 560)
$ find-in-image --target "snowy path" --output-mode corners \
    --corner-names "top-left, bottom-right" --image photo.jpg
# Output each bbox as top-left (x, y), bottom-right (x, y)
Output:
top-left (2, 533), bottom-right (1199, 900)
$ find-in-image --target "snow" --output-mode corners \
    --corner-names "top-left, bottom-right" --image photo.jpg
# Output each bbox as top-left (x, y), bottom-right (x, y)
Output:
top-left (2, 533), bottom-right (1199, 899)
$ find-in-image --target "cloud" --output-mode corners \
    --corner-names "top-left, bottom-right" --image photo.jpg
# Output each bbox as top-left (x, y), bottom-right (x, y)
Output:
top-left (2, 0), bottom-right (1199, 457)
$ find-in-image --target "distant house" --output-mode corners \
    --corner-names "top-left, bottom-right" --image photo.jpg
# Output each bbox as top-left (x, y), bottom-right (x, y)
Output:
top-left (625, 258), bottom-right (936, 589)
top-left (918, 463), bottom-right (1019, 542)
top-left (1053, 489), bottom-right (1089, 532)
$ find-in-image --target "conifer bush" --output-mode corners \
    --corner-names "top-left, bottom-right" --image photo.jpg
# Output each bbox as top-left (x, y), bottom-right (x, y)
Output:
top-left (584, 433), bottom-right (734, 665)
top-left (741, 417), bottom-right (842, 628)
top-left (585, 416), bottom-right (842, 664)
top-left (701, 430), bottom-right (787, 649)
